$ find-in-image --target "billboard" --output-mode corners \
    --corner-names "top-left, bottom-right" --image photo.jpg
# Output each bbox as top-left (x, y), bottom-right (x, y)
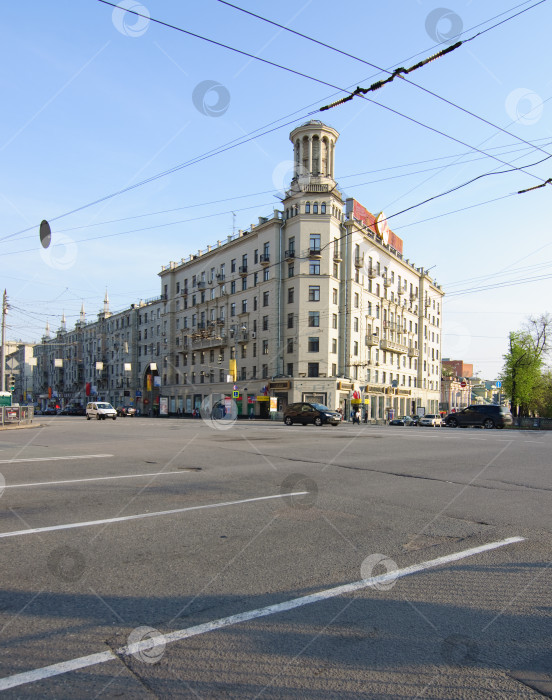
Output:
top-left (346, 198), bottom-right (403, 255)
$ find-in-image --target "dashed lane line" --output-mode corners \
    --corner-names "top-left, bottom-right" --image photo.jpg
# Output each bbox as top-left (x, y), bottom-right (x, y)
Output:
top-left (0, 536), bottom-right (525, 692)
top-left (0, 492), bottom-right (307, 539)
top-left (0, 454), bottom-right (113, 464)
top-left (2, 470), bottom-right (191, 489)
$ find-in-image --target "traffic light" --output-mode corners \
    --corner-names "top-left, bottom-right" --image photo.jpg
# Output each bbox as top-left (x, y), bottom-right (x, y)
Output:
top-left (8, 375), bottom-right (15, 392)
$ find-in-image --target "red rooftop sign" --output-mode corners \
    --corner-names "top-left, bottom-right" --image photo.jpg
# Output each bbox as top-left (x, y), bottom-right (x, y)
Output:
top-left (346, 198), bottom-right (403, 255)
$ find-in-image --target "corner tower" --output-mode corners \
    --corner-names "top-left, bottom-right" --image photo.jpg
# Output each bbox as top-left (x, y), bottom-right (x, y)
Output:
top-left (289, 120), bottom-right (339, 191)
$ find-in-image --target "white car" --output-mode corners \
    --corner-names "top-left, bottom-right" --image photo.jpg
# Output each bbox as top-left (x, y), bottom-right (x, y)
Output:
top-left (86, 402), bottom-right (117, 420)
top-left (418, 414), bottom-right (443, 427)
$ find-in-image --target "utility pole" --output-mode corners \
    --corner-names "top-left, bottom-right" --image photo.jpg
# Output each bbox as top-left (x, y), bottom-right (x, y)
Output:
top-left (0, 290), bottom-right (7, 392)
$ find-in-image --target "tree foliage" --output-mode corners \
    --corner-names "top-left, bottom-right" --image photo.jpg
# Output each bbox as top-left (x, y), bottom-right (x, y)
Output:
top-left (500, 314), bottom-right (551, 416)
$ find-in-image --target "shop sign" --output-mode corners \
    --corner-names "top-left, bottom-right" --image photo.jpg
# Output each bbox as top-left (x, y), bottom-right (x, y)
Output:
top-left (269, 397), bottom-right (278, 412)
top-left (256, 396), bottom-right (270, 402)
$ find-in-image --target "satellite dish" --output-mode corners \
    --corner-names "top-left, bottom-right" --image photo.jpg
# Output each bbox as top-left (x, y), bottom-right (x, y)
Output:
top-left (40, 220), bottom-right (51, 249)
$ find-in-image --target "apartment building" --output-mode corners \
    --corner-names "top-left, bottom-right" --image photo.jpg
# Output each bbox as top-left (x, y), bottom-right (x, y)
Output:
top-left (157, 120), bottom-right (444, 419)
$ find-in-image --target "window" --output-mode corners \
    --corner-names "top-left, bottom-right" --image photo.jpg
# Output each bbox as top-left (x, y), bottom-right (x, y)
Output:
top-left (241, 345), bottom-right (247, 359)
top-left (263, 267), bottom-right (270, 282)
top-left (287, 338), bottom-right (293, 353)
top-left (309, 233), bottom-right (321, 251)
top-left (254, 249), bottom-right (258, 264)
top-left (309, 285), bottom-right (320, 301)
top-left (332, 313), bottom-right (338, 329)
top-left (287, 313), bottom-right (294, 329)
top-left (230, 281), bottom-right (236, 294)
top-left (321, 203), bottom-right (326, 214)
top-left (353, 317), bottom-right (359, 332)
top-left (288, 263), bottom-right (294, 277)
top-left (354, 293), bottom-right (359, 308)
top-left (230, 303), bottom-right (236, 316)
top-left (309, 311), bottom-right (320, 327)
top-left (332, 338), bottom-right (337, 353)
top-left (231, 259), bottom-right (236, 273)
top-left (262, 364), bottom-right (268, 379)
top-left (308, 363), bottom-right (319, 377)
top-left (333, 262), bottom-right (339, 278)
top-left (287, 362), bottom-right (293, 376)
top-left (241, 299), bottom-right (247, 314)
top-left (308, 337), bottom-right (319, 352)
top-left (263, 291), bottom-right (269, 306)
top-left (333, 288), bottom-right (338, 304)
top-left (353, 341), bottom-right (359, 356)
top-left (288, 287), bottom-right (294, 303)
top-left (309, 261), bottom-right (320, 275)
top-left (242, 277), bottom-right (247, 291)
top-left (263, 242), bottom-right (270, 257)
top-left (253, 272), bottom-right (258, 286)
top-left (305, 202), bottom-right (310, 213)
top-left (176, 282), bottom-right (180, 294)
top-left (252, 343), bottom-right (257, 358)
top-left (262, 315), bottom-right (269, 331)
top-left (313, 202), bottom-right (318, 214)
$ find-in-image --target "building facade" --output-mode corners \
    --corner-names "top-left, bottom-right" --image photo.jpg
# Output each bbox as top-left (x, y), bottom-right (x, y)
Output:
top-left (32, 120), bottom-right (444, 419)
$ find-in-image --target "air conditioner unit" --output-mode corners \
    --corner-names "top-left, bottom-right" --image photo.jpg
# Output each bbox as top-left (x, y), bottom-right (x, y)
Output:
top-left (251, 332), bottom-right (256, 338)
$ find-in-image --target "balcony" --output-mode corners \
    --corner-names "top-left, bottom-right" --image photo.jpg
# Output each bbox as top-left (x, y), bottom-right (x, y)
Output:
top-left (380, 338), bottom-right (408, 354)
top-left (366, 266), bottom-right (377, 279)
top-left (382, 276), bottom-right (392, 288)
top-left (284, 249), bottom-right (295, 260)
top-left (408, 345), bottom-right (419, 357)
top-left (308, 248), bottom-right (322, 259)
top-left (181, 289), bottom-right (188, 297)
top-left (365, 334), bottom-right (379, 347)
top-left (191, 334), bottom-right (228, 350)
top-left (354, 253), bottom-right (364, 269)
top-left (197, 281), bottom-right (206, 289)
top-left (409, 292), bottom-right (417, 301)
top-left (238, 331), bottom-right (249, 344)
top-left (260, 254), bottom-right (270, 266)
top-left (333, 250), bottom-right (342, 262)
top-left (239, 265), bottom-right (248, 277)
top-left (216, 273), bottom-right (225, 283)
top-left (216, 317), bottom-right (225, 325)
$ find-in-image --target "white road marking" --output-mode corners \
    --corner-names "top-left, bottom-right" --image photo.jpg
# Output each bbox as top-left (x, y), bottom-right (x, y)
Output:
top-left (0, 535), bottom-right (525, 692)
top-left (0, 454), bottom-right (113, 464)
top-left (0, 492), bottom-right (307, 539)
top-left (2, 470), bottom-right (193, 489)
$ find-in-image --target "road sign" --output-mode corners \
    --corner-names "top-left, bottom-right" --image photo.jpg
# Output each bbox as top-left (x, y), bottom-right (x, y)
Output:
top-left (460, 381), bottom-right (467, 387)
top-left (232, 390), bottom-right (239, 399)
top-left (496, 381), bottom-right (502, 388)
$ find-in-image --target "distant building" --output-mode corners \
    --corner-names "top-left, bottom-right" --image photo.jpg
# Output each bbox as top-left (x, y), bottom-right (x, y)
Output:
top-left (442, 359), bottom-right (473, 378)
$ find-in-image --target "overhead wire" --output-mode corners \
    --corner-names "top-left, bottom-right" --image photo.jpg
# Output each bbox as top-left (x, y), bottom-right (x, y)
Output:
top-left (0, 0), bottom-right (546, 247)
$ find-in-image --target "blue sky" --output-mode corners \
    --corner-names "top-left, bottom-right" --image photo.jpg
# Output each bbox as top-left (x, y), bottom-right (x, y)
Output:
top-left (1, 0), bottom-right (551, 379)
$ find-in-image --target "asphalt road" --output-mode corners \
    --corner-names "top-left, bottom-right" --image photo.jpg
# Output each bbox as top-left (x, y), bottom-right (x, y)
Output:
top-left (0, 416), bottom-right (550, 698)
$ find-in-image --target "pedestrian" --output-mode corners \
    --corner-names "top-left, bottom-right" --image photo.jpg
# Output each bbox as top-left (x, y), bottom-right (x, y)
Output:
top-left (363, 409), bottom-right (368, 424)
top-left (354, 408), bottom-right (361, 424)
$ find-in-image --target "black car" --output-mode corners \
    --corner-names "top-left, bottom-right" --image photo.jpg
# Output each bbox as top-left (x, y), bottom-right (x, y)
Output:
top-left (389, 418), bottom-right (405, 426)
top-left (444, 405), bottom-right (513, 429)
top-left (284, 402), bottom-right (341, 426)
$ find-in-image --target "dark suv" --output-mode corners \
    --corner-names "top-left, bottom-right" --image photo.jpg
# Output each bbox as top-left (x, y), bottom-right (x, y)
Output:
top-left (284, 402), bottom-right (341, 426)
top-left (444, 405), bottom-right (512, 429)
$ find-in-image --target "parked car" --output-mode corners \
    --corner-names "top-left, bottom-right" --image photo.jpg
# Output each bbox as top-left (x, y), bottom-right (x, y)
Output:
top-left (59, 406), bottom-right (86, 416)
top-left (418, 414), bottom-right (443, 427)
top-left (86, 402), bottom-right (117, 420)
top-left (404, 416), bottom-right (419, 426)
top-left (42, 407), bottom-right (58, 416)
top-left (117, 406), bottom-right (136, 416)
top-left (389, 418), bottom-right (405, 426)
top-left (284, 402), bottom-right (341, 426)
top-left (444, 405), bottom-right (513, 429)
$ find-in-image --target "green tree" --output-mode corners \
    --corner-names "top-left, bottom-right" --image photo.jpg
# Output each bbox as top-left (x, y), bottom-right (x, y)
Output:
top-left (500, 314), bottom-right (551, 416)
